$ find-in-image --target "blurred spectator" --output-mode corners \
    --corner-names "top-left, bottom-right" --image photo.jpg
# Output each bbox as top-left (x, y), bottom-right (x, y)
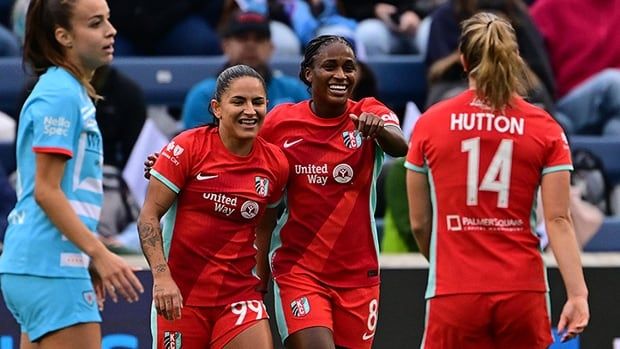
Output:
top-left (10, 0), bottom-right (28, 45)
top-left (91, 66), bottom-right (146, 253)
top-left (424, 0), bottom-right (555, 110)
top-left (107, 0), bottom-right (224, 56)
top-left (531, 0), bottom-right (620, 135)
top-left (0, 24), bottom-right (19, 56)
top-left (233, 0), bottom-right (303, 56)
top-left (341, 0), bottom-right (434, 56)
top-left (272, 0), bottom-right (358, 50)
top-left (182, 11), bottom-right (309, 129)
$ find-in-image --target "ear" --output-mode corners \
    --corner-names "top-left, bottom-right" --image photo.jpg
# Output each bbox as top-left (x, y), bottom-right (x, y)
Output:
top-left (304, 67), bottom-right (312, 85)
top-left (55, 27), bottom-right (73, 48)
top-left (459, 53), bottom-right (468, 73)
top-left (210, 99), bottom-right (222, 120)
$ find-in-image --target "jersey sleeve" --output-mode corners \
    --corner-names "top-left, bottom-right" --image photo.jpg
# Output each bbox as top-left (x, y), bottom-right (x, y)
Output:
top-left (151, 132), bottom-right (195, 194)
top-left (542, 122), bottom-right (573, 175)
top-left (360, 97), bottom-right (401, 128)
top-left (30, 91), bottom-right (82, 157)
top-left (404, 116), bottom-right (428, 173)
top-left (268, 148), bottom-right (290, 207)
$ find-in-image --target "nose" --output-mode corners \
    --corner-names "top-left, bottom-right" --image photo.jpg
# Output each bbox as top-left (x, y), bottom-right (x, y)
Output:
top-left (243, 101), bottom-right (257, 115)
top-left (107, 20), bottom-right (117, 37)
top-left (333, 66), bottom-right (346, 79)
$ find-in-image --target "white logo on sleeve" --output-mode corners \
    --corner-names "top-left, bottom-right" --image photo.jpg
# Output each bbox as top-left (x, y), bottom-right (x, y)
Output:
top-left (196, 173), bottom-right (219, 181)
top-left (283, 138), bottom-right (303, 148)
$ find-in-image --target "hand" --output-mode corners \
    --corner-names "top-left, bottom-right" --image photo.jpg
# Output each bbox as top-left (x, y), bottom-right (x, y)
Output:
top-left (153, 274), bottom-right (184, 320)
top-left (374, 3), bottom-right (399, 31)
top-left (89, 267), bottom-right (105, 311)
top-left (557, 296), bottom-right (589, 342)
top-left (90, 248), bottom-right (144, 304)
top-left (399, 11), bottom-right (420, 35)
top-left (143, 152), bottom-right (160, 179)
top-left (350, 112), bottom-right (385, 140)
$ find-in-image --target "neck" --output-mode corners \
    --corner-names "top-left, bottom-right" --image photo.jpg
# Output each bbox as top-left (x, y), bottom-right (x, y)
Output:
top-left (218, 128), bottom-right (253, 156)
top-left (310, 100), bottom-right (346, 118)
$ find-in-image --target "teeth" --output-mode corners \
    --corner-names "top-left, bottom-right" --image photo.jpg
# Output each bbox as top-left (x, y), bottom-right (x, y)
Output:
top-left (239, 119), bottom-right (257, 125)
top-left (329, 85), bottom-right (347, 91)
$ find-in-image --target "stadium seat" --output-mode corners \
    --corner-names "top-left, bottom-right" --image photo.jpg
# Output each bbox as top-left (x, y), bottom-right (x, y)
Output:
top-left (570, 135), bottom-right (620, 186)
top-left (583, 217), bottom-right (620, 252)
top-left (0, 56), bottom-right (427, 116)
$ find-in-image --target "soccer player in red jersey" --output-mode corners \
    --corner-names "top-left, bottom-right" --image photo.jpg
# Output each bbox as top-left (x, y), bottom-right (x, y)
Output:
top-left (258, 35), bottom-right (409, 349)
top-left (138, 65), bottom-right (289, 349)
top-left (406, 13), bottom-right (589, 349)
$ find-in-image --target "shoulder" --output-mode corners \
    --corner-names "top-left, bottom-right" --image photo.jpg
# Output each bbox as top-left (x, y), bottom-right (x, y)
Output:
top-left (173, 126), bottom-right (212, 147)
top-left (266, 101), bottom-right (301, 121)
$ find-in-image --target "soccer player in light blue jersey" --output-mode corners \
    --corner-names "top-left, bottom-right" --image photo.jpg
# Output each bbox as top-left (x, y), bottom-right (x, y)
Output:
top-left (0, 0), bottom-right (143, 348)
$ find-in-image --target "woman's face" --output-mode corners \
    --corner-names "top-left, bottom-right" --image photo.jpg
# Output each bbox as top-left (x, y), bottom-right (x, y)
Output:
top-left (212, 76), bottom-right (267, 141)
top-left (305, 41), bottom-right (358, 109)
top-left (61, 0), bottom-right (116, 75)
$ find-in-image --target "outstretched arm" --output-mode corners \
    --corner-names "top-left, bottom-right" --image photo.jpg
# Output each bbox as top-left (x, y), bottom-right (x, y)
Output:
top-left (138, 177), bottom-right (182, 320)
top-left (350, 112), bottom-right (408, 157)
top-left (542, 171), bottom-right (589, 342)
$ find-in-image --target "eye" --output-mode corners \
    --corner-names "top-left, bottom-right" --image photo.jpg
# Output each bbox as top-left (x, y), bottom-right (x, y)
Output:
top-left (252, 98), bottom-right (266, 106)
top-left (344, 63), bottom-right (357, 72)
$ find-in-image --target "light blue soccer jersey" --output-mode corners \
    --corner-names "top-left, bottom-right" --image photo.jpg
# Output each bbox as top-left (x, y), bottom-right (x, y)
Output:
top-left (0, 67), bottom-right (103, 279)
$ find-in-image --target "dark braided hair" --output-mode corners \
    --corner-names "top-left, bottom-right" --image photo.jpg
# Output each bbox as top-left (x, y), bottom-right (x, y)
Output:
top-left (299, 35), bottom-right (355, 87)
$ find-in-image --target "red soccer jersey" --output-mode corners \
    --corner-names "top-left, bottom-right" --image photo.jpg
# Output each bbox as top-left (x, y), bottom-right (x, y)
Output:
top-left (152, 127), bottom-right (289, 306)
top-left (260, 98), bottom-right (401, 288)
top-left (406, 90), bottom-right (572, 298)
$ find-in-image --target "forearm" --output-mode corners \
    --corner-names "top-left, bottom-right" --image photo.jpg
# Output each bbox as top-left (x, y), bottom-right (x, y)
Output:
top-left (412, 226), bottom-right (430, 260)
top-left (36, 187), bottom-right (106, 258)
top-left (138, 215), bottom-right (170, 278)
top-left (255, 208), bottom-right (278, 293)
top-left (377, 125), bottom-right (408, 157)
top-left (546, 216), bottom-right (589, 299)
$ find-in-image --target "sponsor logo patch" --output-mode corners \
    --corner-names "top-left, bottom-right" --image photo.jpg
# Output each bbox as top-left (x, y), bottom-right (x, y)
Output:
top-left (241, 200), bottom-right (259, 219)
top-left (333, 163), bottom-right (354, 184)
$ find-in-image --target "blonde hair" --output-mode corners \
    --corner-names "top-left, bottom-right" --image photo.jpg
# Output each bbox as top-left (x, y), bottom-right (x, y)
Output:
top-left (459, 12), bottom-right (531, 111)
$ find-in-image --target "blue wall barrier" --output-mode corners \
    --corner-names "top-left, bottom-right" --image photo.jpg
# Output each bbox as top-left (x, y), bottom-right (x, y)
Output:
top-left (1, 264), bottom-right (619, 348)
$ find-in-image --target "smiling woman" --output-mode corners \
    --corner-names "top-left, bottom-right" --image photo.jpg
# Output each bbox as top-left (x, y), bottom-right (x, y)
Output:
top-left (138, 65), bottom-right (289, 349)
top-left (257, 35), bottom-right (409, 349)
top-left (0, 0), bottom-right (144, 349)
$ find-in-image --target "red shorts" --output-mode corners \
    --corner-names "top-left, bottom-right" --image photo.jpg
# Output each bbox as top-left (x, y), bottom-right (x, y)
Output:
top-left (273, 273), bottom-right (380, 349)
top-left (155, 299), bottom-right (269, 349)
top-left (422, 292), bottom-right (553, 349)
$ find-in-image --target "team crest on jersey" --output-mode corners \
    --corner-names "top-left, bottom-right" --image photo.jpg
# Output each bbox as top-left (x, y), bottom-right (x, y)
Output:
top-left (163, 331), bottom-right (182, 349)
top-left (165, 141), bottom-right (185, 157)
top-left (82, 291), bottom-right (95, 306)
top-left (342, 131), bottom-right (363, 149)
top-left (255, 176), bottom-right (270, 197)
top-left (290, 297), bottom-right (310, 318)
